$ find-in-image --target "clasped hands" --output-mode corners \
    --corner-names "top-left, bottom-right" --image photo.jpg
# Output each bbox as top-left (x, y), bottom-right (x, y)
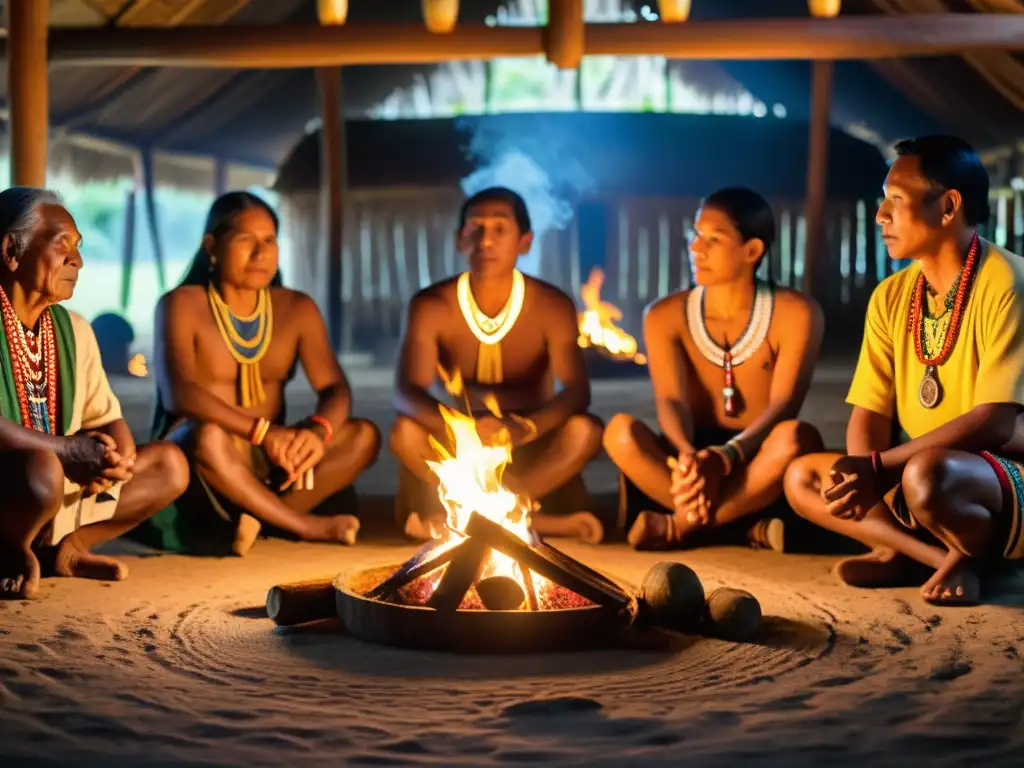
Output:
top-left (61, 431), bottom-right (135, 497)
top-left (820, 454), bottom-right (885, 522)
top-left (262, 424), bottom-right (326, 491)
top-left (668, 448), bottom-right (728, 526)
top-left (475, 413), bottom-right (537, 447)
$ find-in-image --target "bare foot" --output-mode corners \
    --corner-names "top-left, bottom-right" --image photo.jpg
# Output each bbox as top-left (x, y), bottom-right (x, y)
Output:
top-left (532, 512), bottom-right (605, 544)
top-left (627, 511), bottom-right (699, 550)
top-left (404, 512), bottom-right (445, 541)
top-left (921, 550), bottom-right (980, 606)
top-left (231, 513), bottom-right (262, 557)
top-left (308, 514), bottom-right (360, 545)
top-left (0, 545), bottom-right (41, 599)
top-left (51, 537), bottom-right (128, 582)
top-left (834, 548), bottom-right (925, 588)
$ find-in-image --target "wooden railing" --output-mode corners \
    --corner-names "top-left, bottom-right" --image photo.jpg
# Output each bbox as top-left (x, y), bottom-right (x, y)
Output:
top-left (280, 185), bottom-right (1024, 357)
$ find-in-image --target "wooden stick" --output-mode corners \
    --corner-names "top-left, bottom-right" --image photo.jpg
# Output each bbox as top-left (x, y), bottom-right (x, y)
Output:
top-left (34, 16), bottom-right (1024, 69)
top-left (536, 540), bottom-right (624, 596)
top-left (365, 537), bottom-right (464, 600)
top-left (520, 566), bottom-right (539, 611)
top-left (266, 576), bottom-right (337, 627)
top-left (426, 536), bottom-right (487, 612)
top-left (465, 514), bottom-right (629, 610)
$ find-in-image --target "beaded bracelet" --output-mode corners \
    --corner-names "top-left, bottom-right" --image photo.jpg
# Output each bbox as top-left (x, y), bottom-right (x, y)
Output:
top-left (307, 414), bottom-right (333, 444)
top-left (248, 416), bottom-right (270, 446)
top-left (708, 444), bottom-right (736, 475)
top-left (726, 438), bottom-right (747, 465)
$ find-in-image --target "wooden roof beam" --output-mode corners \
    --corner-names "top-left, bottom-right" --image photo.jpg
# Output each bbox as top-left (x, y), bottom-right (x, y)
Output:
top-left (34, 15), bottom-right (1024, 68)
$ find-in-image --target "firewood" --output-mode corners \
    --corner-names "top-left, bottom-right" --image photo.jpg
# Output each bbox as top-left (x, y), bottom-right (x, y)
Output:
top-left (520, 566), bottom-right (539, 611)
top-left (465, 513), bottom-right (629, 610)
top-left (427, 536), bottom-right (488, 612)
top-left (266, 577), bottom-right (337, 627)
top-left (365, 537), bottom-right (460, 600)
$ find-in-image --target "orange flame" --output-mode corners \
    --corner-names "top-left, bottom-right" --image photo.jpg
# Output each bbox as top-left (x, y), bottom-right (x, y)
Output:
top-left (423, 366), bottom-right (550, 602)
top-left (127, 353), bottom-right (148, 377)
top-left (577, 268), bottom-right (647, 364)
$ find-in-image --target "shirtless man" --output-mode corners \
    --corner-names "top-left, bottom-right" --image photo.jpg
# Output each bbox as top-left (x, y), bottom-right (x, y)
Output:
top-left (140, 192), bottom-right (380, 555)
top-left (603, 187), bottom-right (824, 550)
top-left (390, 187), bottom-right (604, 543)
top-left (784, 135), bottom-right (1024, 606)
top-left (0, 187), bottom-right (189, 598)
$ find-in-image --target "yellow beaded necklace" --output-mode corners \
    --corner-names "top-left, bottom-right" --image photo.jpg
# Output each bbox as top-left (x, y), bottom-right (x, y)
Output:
top-left (456, 269), bottom-right (525, 384)
top-left (207, 285), bottom-right (273, 407)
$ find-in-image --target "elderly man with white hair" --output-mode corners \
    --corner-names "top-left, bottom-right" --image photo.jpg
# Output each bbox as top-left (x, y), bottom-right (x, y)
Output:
top-left (0, 186), bottom-right (188, 599)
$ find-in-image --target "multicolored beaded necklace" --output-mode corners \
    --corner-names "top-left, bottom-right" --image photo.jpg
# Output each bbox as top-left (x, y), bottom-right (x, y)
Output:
top-left (0, 284), bottom-right (58, 432)
top-left (686, 280), bottom-right (774, 417)
top-left (906, 232), bottom-right (980, 409)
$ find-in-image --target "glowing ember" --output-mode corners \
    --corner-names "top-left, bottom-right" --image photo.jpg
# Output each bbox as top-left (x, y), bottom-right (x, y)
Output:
top-left (420, 366), bottom-right (554, 606)
top-left (577, 268), bottom-right (647, 365)
top-left (127, 353), bottom-right (148, 377)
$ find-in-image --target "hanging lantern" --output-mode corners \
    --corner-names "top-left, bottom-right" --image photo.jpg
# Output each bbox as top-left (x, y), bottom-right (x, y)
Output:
top-left (423, 0), bottom-right (459, 34)
top-left (659, 0), bottom-right (691, 22)
top-left (317, 0), bottom-right (348, 25)
top-left (807, 0), bottom-right (841, 17)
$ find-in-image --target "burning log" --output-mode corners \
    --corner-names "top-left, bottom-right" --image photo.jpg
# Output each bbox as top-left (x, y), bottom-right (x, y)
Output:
top-left (266, 576), bottom-right (337, 627)
top-left (365, 536), bottom-right (457, 601)
top-left (465, 513), bottom-right (630, 610)
top-left (577, 268), bottom-right (646, 365)
top-left (427, 536), bottom-right (488, 612)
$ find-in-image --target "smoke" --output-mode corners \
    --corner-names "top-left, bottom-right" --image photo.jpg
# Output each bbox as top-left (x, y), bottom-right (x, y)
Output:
top-left (458, 117), bottom-right (595, 276)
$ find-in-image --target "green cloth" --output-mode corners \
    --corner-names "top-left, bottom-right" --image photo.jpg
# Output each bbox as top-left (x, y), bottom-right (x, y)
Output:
top-left (0, 305), bottom-right (77, 436)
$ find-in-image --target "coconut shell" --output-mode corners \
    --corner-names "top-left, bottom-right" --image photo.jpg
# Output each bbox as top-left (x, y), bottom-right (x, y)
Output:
top-left (705, 587), bottom-right (762, 642)
top-left (476, 575), bottom-right (526, 611)
top-left (639, 561), bottom-right (705, 630)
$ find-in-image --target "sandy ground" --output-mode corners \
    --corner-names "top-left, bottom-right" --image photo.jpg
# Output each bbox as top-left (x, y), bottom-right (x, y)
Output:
top-left (2, 367), bottom-right (1023, 766)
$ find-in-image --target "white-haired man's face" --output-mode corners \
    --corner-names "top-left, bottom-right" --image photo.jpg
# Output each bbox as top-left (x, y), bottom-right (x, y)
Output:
top-left (1, 203), bottom-right (83, 304)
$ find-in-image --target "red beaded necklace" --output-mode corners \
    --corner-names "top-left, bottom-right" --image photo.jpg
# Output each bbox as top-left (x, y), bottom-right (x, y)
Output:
top-left (0, 286), bottom-right (58, 432)
top-left (905, 233), bottom-right (979, 409)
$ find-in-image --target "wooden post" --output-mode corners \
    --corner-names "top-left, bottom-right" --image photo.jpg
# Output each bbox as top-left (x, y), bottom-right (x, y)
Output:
top-left (119, 187), bottom-right (137, 310)
top-left (8, 0), bottom-right (49, 186)
top-left (140, 149), bottom-right (168, 292)
top-left (317, 67), bottom-right (345, 351)
top-left (213, 157), bottom-right (229, 196)
top-left (546, 0), bottom-right (584, 70)
top-left (803, 60), bottom-right (834, 296)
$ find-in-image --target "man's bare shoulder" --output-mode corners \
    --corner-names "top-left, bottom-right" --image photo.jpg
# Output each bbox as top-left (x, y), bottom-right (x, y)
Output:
top-left (772, 287), bottom-right (823, 340)
top-left (408, 277), bottom-right (459, 319)
top-left (268, 286), bottom-right (322, 317)
top-left (524, 275), bottom-right (576, 313)
top-left (159, 285), bottom-right (206, 316)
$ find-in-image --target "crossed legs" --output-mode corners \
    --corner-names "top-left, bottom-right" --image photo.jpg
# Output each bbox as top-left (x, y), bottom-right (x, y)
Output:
top-left (784, 448), bottom-right (1007, 605)
top-left (0, 442), bottom-right (188, 599)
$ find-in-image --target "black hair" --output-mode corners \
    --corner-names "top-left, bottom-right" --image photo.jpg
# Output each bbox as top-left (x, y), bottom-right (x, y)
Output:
top-left (893, 135), bottom-right (991, 226)
top-left (701, 186), bottom-right (776, 271)
top-left (178, 191), bottom-right (283, 286)
top-left (458, 187), bottom-right (532, 234)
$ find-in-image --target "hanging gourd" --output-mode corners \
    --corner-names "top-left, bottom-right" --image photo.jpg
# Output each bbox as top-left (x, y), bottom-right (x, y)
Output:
top-left (807, 0), bottom-right (841, 17)
top-left (423, 0), bottom-right (459, 34)
top-left (659, 0), bottom-right (691, 22)
top-left (317, 0), bottom-right (347, 25)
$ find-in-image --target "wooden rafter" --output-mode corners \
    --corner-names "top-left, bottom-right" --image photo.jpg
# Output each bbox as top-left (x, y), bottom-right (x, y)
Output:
top-left (32, 15), bottom-right (1024, 69)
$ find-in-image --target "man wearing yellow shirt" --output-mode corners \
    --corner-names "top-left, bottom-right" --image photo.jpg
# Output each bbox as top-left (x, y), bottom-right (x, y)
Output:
top-left (784, 135), bottom-right (1024, 606)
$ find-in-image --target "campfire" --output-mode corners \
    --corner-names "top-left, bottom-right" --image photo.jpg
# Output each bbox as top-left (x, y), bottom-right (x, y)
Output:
top-left (365, 367), bottom-right (629, 614)
top-left (577, 268), bottom-right (647, 365)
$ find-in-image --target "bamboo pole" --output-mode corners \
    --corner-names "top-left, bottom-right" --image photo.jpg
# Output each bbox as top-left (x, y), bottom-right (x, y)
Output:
top-left (8, 0), bottom-right (49, 185)
top-left (35, 16), bottom-right (1024, 69)
top-left (317, 67), bottom-right (345, 351)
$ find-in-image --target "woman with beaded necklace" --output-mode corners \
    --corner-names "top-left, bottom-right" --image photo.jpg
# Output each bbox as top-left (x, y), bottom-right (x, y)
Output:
top-left (134, 192), bottom-right (381, 556)
top-left (604, 187), bottom-right (825, 551)
top-left (785, 136), bottom-right (1024, 606)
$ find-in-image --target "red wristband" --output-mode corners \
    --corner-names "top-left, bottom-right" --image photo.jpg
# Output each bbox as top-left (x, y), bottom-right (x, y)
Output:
top-left (308, 414), bottom-right (333, 444)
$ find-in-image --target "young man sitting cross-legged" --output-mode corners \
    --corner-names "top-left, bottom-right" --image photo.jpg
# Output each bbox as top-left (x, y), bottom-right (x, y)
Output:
top-left (604, 187), bottom-right (825, 551)
top-left (784, 135), bottom-right (1024, 606)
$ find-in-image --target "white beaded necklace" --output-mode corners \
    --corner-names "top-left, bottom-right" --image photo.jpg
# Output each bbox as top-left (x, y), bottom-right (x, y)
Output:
top-left (456, 269), bottom-right (525, 346)
top-left (686, 280), bottom-right (774, 368)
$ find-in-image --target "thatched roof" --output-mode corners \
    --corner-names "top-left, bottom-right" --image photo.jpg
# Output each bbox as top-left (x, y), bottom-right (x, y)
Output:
top-left (0, 0), bottom-right (1022, 191)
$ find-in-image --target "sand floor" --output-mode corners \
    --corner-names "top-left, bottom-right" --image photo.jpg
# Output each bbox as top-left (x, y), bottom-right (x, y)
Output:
top-left (2, 369), bottom-right (1023, 766)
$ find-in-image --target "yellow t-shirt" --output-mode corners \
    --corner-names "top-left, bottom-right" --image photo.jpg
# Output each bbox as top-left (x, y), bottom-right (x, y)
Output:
top-left (847, 239), bottom-right (1024, 439)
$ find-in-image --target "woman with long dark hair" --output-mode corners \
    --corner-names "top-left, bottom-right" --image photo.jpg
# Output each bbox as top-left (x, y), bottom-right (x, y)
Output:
top-left (603, 186), bottom-right (825, 551)
top-left (132, 191), bottom-right (380, 556)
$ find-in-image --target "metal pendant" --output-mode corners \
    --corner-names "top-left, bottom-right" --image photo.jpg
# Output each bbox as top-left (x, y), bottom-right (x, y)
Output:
top-left (918, 365), bottom-right (942, 409)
